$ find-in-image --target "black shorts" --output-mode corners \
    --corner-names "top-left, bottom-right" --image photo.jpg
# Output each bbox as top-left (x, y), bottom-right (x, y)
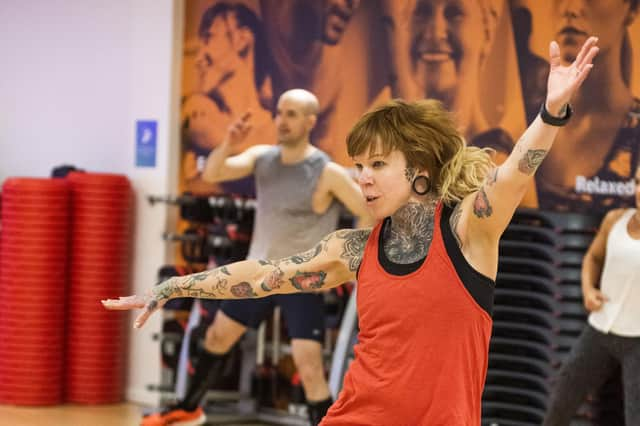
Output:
top-left (219, 293), bottom-right (325, 342)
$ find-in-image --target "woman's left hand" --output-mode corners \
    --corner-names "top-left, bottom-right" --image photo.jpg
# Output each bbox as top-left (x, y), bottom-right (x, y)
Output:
top-left (546, 36), bottom-right (599, 115)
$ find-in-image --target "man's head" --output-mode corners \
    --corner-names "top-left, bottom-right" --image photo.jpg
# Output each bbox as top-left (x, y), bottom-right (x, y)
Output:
top-left (196, 2), bottom-right (268, 93)
top-left (275, 89), bottom-right (319, 146)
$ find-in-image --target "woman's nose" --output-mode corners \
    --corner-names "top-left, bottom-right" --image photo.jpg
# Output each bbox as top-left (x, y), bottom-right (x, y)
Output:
top-left (358, 168), bottom-right (373, 185)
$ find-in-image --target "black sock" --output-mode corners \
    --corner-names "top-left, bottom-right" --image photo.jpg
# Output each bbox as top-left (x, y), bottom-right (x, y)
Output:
top-left (307, 397), bottom-right (333, 426)
top-left (178, 349), bottom-right (227, 411)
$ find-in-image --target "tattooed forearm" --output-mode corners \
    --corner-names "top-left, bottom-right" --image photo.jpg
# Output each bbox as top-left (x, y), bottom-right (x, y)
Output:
top-left (177, 270), bottom-right (232, 297)
top-left (473, 187), bottom-right (493, 218)
top-left (335, 229), bottom-right (370, 271)
top-left (260, 268), bottom-right (285, 292)
top-left (231, 282), bottom-right (258, 298)
top-left (518, 149), bottom-right (547, 175)
top-left (211, 277), bottom-right (229, 295)
top-left (449, 203), bottom-right (463, 248)
top-left (289, 271), bottom-right (328, 291)
top-left (153, 277), bottom-right (182, 301)
top-left (184, 287), bottom-right (222, 298)
top-left (180, 271), bottom-right (211, 289)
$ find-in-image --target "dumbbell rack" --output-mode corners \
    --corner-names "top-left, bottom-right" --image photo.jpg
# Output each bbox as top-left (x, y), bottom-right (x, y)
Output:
top-left (479, 209), bottom-right (618, 426)
top-left (147, 194), bottom-right (256, 416)
top-left (147, 193), bottom-right (316, 425)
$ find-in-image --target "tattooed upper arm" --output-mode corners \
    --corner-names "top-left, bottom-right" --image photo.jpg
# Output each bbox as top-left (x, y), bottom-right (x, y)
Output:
top-left (333, 228), bottom-right (371, 272)
top-left (464, 124), bottom-right (552, 248)
top-left (468, 135), bottom-right (546, 242)
top-left (285, 228), bottom-right (370, 270)
top-left (472, 167), bottom-right (498, 219)
top-left (260, 228), bottom-right (371, 294)
top-left (518, 149), bottom-right (547, 175)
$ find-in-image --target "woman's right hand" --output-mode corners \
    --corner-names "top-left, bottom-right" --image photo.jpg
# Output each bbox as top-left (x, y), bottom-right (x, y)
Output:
top-left (102, 280), bottom-right (174, 328)
top-left (583, 286), bottom-right (609, 312)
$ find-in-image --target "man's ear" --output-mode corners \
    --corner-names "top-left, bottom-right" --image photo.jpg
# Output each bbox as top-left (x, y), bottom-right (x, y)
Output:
top-left (306, 114), bottom-right (318, 131)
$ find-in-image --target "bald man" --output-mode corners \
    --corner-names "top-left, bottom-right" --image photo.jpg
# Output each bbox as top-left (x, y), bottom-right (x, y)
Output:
top-left (141, 89), bottom-right (371, 426)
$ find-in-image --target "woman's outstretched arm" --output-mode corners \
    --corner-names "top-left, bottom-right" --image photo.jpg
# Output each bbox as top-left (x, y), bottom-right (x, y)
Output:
top-left (102, 228), bottom-right (371, 328)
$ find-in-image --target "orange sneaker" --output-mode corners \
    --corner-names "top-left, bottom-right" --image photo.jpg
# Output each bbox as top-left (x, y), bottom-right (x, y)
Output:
top-left (140, 406), bottom-right (206, 426)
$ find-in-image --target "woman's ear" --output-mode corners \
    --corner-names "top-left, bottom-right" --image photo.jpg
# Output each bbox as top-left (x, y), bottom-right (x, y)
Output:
top-left (404, 166), bottom-right (429, 182)
top-left (416, 168), bottom-right (430, 180)
top-left (411, 174), bottom-right (432, 195)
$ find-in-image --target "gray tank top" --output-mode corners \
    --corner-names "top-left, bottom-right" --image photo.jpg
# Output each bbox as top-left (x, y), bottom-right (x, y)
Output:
top-left (247, 146), bottom-right (341, 260)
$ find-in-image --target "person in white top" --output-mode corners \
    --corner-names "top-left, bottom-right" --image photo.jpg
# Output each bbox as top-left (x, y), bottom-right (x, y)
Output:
top-left (543, 165), bottom-right (640, 425)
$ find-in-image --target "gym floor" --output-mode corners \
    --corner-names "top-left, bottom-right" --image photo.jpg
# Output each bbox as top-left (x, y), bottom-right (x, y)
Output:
top-left (0, 403), bottom-right (278, 425)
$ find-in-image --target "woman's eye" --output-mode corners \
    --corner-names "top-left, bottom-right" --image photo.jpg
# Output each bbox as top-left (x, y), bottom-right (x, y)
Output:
top-left (372, 161), bottom-right (385, 168)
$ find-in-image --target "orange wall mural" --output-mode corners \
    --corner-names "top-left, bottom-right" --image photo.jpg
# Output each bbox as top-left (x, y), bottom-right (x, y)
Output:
top-left (179, 0), bottom-right (640, 216)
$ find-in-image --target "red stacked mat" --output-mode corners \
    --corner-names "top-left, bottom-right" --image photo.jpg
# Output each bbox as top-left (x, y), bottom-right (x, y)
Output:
top-left (0, 178), bottom-right (71, 405)
top-left (65, 172), bottom-right (132, 404)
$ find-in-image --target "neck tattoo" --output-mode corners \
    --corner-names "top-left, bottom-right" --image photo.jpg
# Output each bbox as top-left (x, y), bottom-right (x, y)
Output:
top-left (383, 194), bottom-right (439, 264)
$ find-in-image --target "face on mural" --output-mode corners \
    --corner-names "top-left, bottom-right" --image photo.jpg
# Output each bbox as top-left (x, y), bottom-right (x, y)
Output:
top-left (181, 94), bottom-right (228, 151)
top-left (322, 0), bottom-right (361, 45)
top-left (409, 0), bottom-right (491, 101)
top-left (195, 13), bottom-right (244, 93)
top-left (552, 0), bottom-right (636, 63)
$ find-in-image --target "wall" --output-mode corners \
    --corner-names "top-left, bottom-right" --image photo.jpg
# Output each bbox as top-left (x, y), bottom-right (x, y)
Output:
top-left (0, 0), bottom-right (184, 406)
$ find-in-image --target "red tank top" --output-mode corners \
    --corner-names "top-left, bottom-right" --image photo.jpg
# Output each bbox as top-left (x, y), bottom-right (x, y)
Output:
top-left (321, 203), bottom-right (493, 426)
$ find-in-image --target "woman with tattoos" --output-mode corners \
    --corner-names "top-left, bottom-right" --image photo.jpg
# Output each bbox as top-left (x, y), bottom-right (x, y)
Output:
top-left (542, 165), bottom-right (640, 425)
top-left (104, 36), bottom-right (599, 424)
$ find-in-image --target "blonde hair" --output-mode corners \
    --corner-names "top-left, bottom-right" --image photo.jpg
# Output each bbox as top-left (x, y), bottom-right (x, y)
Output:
top-left (347, 99), bottom-right (494, 204)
